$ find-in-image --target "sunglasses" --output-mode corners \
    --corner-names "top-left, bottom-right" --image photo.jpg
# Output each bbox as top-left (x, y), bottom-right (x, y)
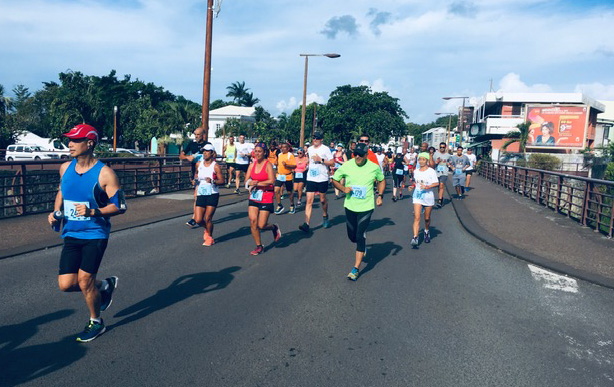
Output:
top-left (358, 139), bottom-right (369, 143)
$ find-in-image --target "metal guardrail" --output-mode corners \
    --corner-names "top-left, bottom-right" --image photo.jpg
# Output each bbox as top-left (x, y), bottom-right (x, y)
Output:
top-left (479, 162), bottom-right (614, 238)
top-left (0, 156), bottom-right (228, 219)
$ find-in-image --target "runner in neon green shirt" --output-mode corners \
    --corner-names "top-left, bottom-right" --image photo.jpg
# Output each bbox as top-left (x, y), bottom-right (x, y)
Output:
top-left (332, 143), bottom-right (385, 281)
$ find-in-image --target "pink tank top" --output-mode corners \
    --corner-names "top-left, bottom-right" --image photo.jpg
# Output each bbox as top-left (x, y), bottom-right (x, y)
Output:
top-left (249, 160), bottom-right (274, 203)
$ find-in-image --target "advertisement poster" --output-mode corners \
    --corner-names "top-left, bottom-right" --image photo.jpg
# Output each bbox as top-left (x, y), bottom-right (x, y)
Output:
top-left (526, 105), bottom-right (588, 149)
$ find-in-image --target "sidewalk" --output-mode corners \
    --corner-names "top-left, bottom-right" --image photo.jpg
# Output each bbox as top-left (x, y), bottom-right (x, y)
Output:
top-left (447, 176), bottom-right (614, 289)
top-left (0, 186), bottom-right (248, 259)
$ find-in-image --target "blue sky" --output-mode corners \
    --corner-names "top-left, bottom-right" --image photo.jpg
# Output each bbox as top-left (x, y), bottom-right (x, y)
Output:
top-left (1, 0), bottom-right (613, 123)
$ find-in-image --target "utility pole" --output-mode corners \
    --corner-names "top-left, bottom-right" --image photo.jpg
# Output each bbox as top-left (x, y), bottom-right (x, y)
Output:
top-left (201, 0), bottom-right (214, 142)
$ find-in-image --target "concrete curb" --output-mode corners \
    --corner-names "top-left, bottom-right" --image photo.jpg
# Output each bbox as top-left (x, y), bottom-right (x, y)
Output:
top-left (0, 194), bottom-right (248, 260)
top-left (445, 181), bottom-right (614, 290)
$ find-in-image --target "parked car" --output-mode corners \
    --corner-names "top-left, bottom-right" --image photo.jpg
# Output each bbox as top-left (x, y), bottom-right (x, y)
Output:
top-left (16, 131), bottom-right (70, 159)
top-left (5, 144), bottom-right (61, 161)
top-left (115, 148), bottom-right (146, 157)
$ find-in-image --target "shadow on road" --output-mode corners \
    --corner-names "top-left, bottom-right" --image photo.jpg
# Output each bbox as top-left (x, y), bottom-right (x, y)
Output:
top-left (0, 309), bottom-right (87, 386)
top-left (214, 211), bottom-right (248, 225)
top-left (216, 226), bottom-right (252, 243)
top-left (111, 266), bottom-right (241, 330)
top-left (360, 241), bottom-right (403, 278)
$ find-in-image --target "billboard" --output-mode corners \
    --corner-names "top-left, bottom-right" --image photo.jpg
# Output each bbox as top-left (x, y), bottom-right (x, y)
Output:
top-left (526, 105), bottom-right (588, 149)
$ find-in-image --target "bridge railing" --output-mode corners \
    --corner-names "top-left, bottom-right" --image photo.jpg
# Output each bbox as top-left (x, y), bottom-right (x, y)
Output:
top-left (479, 161), bottom-right (614, 238)
top-left (0, 157), bottom-right (228, 219)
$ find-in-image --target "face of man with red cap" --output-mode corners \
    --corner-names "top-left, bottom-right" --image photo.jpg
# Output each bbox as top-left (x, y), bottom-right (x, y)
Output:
top-left (64, 124), bottom-right (99, 157)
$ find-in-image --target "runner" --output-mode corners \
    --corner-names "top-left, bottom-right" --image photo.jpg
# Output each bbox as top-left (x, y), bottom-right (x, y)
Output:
top-left (358, 134), bottom-right (380, 165)
top-left (223, 136), bottom-right (237, 189)
top-left (180, 127), bottom-right (210, 228)
top-left (391, 150), bottom-right (406, 202)
top-left (293, 148), bottom-right (308, 207)
top-left (433, 142), bottom-right (451, 208)
top-left (408, 152), bottom-right (439, 247)
top-left (465, 147), bottom-right (477, 189)
top-left (194, 144), bottom-right (225, 246)
top-left (274, 142), bottom-right (296, 214)
top-left (331, 142), bottom-right (385, 281)
top-left (333, 144), bottom-right (348, 199)
top-left (420, 142), bottom-right (435, 168)
top-left (450, 146), bottom-right (471, 199)
top-left (48, 124), bottom-right (126, 342)
top-left (246, 142), bottom-right (281, 255)
top-left (234, 134), bottom-right (254, 194)
top-left (346, 141), bottom-right (356, 159)
top-left (375, 147), bottom-right (386, 173)
top-left (299, 131), bottom-right (334, 233)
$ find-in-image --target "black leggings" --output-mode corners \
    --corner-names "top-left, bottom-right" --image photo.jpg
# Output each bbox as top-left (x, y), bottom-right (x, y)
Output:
top-left (345, 208), bottom-right (373, 253)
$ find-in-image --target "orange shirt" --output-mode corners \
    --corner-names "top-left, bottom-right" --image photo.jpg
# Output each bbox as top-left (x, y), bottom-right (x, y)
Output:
top-left (367, 150), bottom-right (379, 165)
top-left (276, 152), bottom-right (295, 181)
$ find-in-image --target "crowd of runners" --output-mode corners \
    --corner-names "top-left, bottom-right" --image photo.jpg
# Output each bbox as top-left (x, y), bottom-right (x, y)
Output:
top-left (47, 124), bottom-right (478, 342)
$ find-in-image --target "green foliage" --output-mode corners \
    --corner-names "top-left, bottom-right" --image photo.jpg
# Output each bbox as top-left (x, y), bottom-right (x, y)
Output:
top-left (319, 85), bottom-right (408, 144)
top-left (226, 81), bottom-right (260, 107)
top-left (406, 115), bottom-right (458, 139)
top-left (502, 122), bottom-right (531, 159)
top-left (604, 162), bottom-right (614, 182)
top-left (527, 153), bottom-right (562, 171)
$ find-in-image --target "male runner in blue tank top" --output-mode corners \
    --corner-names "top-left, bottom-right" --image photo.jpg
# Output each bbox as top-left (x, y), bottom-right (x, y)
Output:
top-left (48, 124), bottom-right (127, 342)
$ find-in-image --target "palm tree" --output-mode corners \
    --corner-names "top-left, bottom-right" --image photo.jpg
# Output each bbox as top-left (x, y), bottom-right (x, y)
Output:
top-left (0, 84), bottom-right (13, 117)
top-left (502, 122), bottom-right (531, 163)
top-left (239, 92), bottom-right (260, 107)
top-left (226, 81), bottom-right (248, 104)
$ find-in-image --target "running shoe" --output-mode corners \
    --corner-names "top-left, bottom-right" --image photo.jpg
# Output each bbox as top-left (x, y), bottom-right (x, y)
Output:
top-left (347, 267), bottom-right (359, 281)
top-left (411, 236), bottom-right (419, 247)
top-left (234, 188), bottom-right (240, 195)
top-left (399, 193), bottom-right (404, 200)
top-left (250, 245), bottom-right (264, 255)
top-left (272, 224), bottom-right (282, 242)
top-left (203, 237), bottom-right (215, 247)
top-left (289, 205), bottom-right (296, 214)
top-left (76, 319), bottom-right (106, 343)
top-left (186, 219), bottom-right (198, 228)
top-left (225, 183), bottom-right (231, 189)
top-left (299, 222), bottom-right (310, 233)
top-left (274, 205), bottom-right (284, 215)
top-left (322, 217), bottom-right (330, 229)
top-left (424, 230), bottom-right (431, 243)
top-left (392, 196), bottom-right (397, 202)
top-left (281, 194), bottom-right (286, 200)
top-left (100, 276), bottom-right (118, 312)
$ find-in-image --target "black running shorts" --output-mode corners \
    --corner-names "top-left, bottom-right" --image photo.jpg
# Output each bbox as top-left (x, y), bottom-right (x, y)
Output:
top-left (59, 237), bottom-right (108, 275)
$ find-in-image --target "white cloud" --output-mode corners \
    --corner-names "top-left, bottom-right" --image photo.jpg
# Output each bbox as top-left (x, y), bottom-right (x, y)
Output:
top-left (574, 83), bottom-right (614, 100)
top-left (360, 78), bottom-right (389, 93)
top-left (276, 93), bottom-right (326, 113)
top-left (497, 73), bottom-right (552, 93)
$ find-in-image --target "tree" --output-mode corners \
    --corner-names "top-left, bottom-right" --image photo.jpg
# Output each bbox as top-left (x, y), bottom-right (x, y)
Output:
top-left (239, 92), bottom-right (260, 107)
top-left (320, 85), bottom-right (408, 144)
top-left (226, 81), bottom-right (260, 107)
top-left (502, 122), bottom-right (531, 160)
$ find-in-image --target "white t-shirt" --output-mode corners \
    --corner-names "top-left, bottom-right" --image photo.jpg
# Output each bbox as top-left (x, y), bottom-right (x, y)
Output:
top-left (405, 152), bottom-right (417, 166)
top-left (375, 153), bottom-right (386, 171)
top-left (235, 142), bottom-right (254, 165)
top-left (466, 153), bottom-right (477, 171)
top-left (412, 167), bottom-right (439, 206)
top-left (307, 145), bottom-right (333, 183)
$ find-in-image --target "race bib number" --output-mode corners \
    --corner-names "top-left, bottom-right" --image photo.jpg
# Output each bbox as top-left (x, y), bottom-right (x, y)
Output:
top-left (454, 168), bottom-right (463, 175)
top-left (227, 154), bottom-right (234, 161)
top-left (413, 188), bottom-right (425, 200)
top-left (250, 189), bottom-right (264, 201)
top-left (350, 186), bottom-right (367, 200)
top-left (309, 169), bottom-right (319, 178)
top-left (335, 163), bottom-right (342, 169)
top-left (277, 174), bottom-right (287, 182)
top-left (437, 165), bottom-right (447, 173)
top-left (295, 172), bottom-right (304, 179)
top-left (64, 200), bottom-right (91, 221)
top-left (403, 166), bottom-right (409, 171)
top-left (198, 182), bottom-right (212, 196)
top-left (395, 169), bottom-right (404, 175)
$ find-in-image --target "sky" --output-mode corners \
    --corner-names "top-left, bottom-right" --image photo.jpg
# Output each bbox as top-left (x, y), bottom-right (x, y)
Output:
top-left (1, 0), bottom-right (614, 124)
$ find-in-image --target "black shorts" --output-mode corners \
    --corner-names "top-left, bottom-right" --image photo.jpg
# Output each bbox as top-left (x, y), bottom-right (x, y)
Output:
top-left (59, 237), bottom-right (108, 275)
top-left (465, 170), bottom-right (473, 176)
top-left (306, 181), bottom-right (329, 193)
top-left (196, 193), bottom-right (220, 208)
top-left (274, 179), bottom-right (293, 192)
top-left (294, 173), bottom-right (306, 184)
top-left (393, 174), bottom-right (404, 188)
top-left (235, 163), bottom-right (249, 173)
top-left (225, 162), bottom-right (236, 170)
top-left (249, 200), bottom-right (274, 213)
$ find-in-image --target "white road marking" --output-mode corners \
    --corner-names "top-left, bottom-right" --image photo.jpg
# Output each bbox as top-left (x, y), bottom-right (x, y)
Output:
top-left (528, 264), bottom-right (579, 293)
top-left (156, 193), bottom-right (194, 200)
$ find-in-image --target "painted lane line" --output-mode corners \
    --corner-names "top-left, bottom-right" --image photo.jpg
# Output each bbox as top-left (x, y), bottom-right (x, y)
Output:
top-left (528, 264), bottom-right (579, 293)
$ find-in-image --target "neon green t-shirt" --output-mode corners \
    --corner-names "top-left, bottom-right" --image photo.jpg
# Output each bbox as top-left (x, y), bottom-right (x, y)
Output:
top-left (333, 158), bottom-right (385, 212)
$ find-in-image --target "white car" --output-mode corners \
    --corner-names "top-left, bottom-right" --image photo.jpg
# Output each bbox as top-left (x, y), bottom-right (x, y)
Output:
top-left (5, 144), bottom-right (61, 161)
top-left (115, 148), bottom-right (146, 157)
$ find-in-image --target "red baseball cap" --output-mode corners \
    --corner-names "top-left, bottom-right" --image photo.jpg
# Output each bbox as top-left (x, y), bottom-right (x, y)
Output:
top-left (63, 124), bottom-right (99, 142)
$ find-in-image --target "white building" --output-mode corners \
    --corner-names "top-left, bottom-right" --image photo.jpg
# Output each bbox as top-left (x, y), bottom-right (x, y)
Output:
top-left (596, 100), bottom-right (614, 151)
top-left (421, 127), bottom-right (448, 148)
top-left (207, 106), bottom-right (256, 153)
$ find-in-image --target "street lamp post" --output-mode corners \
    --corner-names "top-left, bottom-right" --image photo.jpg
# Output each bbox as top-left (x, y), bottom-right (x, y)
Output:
top-left (113, 105), bottom-right (118, 152)
top-left (201, 0), bottom-right (214, 142)
top-left (435, 112), bottom-right (454, 148)
top-left (299, 53), bottom-right (340, 148)
top-left (442, 96), bottom-right (469, 147)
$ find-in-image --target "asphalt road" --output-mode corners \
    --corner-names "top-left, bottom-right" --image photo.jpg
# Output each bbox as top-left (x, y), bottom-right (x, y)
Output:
top-left (1, 180), bottom-right (614, 386)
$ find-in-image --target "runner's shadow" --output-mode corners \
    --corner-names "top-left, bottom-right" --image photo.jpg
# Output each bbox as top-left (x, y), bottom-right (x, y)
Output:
top-left (216, 226), bottom-right (252, 243)
top-left (214, 211), bottom-right (247, 224)
top-left (110, 267), bottom-right (241, 330)
top-left (367, 217), bottom-right (395, 232)
top-left (428, 226), bottom-right (443, 240)
top-left (360, 241), bottom-right (403, 278)
top-left (0, 310), bottom-right (87, 386)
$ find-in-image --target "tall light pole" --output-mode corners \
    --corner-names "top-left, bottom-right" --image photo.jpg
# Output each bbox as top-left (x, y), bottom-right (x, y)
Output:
top-left (435, 112), bottom-right (454, 148)
top-left (113, 105), bottom-right (118, 152)
top-left (201, 0), bottom-right (214, 142)
top-left (442, 96), bottom-right (469, 147)
top-left (299, 53), bottom-right (340, 148)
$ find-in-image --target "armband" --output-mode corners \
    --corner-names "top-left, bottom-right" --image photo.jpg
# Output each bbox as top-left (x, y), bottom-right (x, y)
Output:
top-left (110, 189), bottom-right (127, 214)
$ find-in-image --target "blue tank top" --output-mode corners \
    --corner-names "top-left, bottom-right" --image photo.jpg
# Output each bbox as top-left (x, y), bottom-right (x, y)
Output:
top-left (61, 159), bottom-right (111, 239)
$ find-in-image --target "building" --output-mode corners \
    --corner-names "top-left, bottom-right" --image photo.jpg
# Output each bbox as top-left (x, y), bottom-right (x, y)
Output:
top-left (207, 105), bottom-right (256, 153)
top-left (469, 92), bottom-right (606, 169)
top-left (595, 101), bottom-right (614, 151)
top-left (422, 127), bottom-right (448, 148)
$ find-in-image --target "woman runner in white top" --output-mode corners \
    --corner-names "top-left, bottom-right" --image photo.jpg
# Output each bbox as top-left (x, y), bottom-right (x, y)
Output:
top-left (194, 144), bottom-right (225, 246)
top-left (408, 152), bottom-right (439, 247)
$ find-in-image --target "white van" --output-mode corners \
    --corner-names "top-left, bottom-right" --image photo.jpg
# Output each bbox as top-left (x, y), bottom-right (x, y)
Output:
top-left (5, 144), bottom-right (61, 161)
top-left (15, 131), bottom-right (70, 158)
